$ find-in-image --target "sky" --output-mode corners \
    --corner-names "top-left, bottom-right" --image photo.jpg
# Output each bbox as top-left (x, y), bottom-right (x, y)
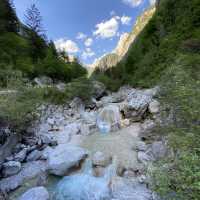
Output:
top-left (13, 0), bottom-right (155, 65)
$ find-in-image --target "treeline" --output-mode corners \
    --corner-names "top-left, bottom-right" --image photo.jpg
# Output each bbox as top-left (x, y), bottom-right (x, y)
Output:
top-left (0, 0), bottom-right (87, 87)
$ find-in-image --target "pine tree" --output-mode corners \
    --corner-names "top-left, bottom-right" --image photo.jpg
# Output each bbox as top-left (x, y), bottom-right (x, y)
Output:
top-left (24, 4), bottom-right (47, 62)
top-left (25, 4), bottom-right (44, 36)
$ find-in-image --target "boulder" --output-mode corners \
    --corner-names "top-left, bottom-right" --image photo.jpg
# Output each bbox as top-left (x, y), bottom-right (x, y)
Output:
top-left (40, 134), bottom-right (57, 146)
top-left (14, 149), bottom-right (27, 162)
top-left (137, 151), bottom-right (153, 165)
top-left (136, 141), bottom-right (147, 152)
top-left (34, 76), bottom-right (53, 87)
top-left (18, 187), bottom-right (49, 200)
top-left (111, 177), bottom-right (153, 200)
top-left (46, 144), bottom-right (88, 176)
top-left (0, 161), bottom-right (47, 192)
top-left (122, 91), bottom-right (152, 121)
top-left (56, 82), bottom-right (66, 92)
top-left (26, 150), bottom-right (42, 162)
top-left (97, 105), bottom-right (121, 132)
top-left (54, 174), bottom-right (111, 200)
top-left (149, 100), bottom-right (160, 114)
top-left (2, 161), bottom-right (21, 177)
top-left (150, 141), bottom-right (167, 160)
top-left (92, 151), bottom-right (111, 167)
top-left (92, 81), bottom-right (106, 99)
top-left (70, 97), bottom-right (85, 113)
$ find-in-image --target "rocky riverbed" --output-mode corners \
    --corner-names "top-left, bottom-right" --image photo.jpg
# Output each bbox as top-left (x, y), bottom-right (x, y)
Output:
top-left (0, 84), bottom-right (167, 200)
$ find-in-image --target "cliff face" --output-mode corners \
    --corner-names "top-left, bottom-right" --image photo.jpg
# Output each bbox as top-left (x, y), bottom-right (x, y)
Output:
top-left (91, 6), bottom-right (156, 72)
top-left (114, 6), bottom-right (156, 58)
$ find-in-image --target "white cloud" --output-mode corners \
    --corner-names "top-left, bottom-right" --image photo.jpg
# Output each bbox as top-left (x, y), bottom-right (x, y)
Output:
top-left (93, 17), bottom-right (119, 39)
top-left (84, 38), bottom-right (93, 47)
top-left (76, 32), bottom-right (87, 40)
top-left (149, 0), bottom-right (156, 5)
top-left (122, 0), bottom-right (143, 7)
top-left (54, 38), bottom-right (79, 54)
top-left (121, 15), bottom-right (132, 25)
top-left (82, 48), bottom-right (95, 60)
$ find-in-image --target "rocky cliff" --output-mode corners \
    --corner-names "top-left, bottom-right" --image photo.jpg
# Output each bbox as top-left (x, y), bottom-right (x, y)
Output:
top-left (91, 6), bottom-right (155, 72)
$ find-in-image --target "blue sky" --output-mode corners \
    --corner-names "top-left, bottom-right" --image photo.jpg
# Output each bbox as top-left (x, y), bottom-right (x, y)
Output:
top-left (13, 0), bottom-right (154, 65)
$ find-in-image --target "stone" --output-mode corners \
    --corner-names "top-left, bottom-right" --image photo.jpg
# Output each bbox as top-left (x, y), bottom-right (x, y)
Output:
top-left (34, 76), bottom-right (53, 87)
top-left (56, 82), bottom-right (66, 92)
top-left (149, 100), bottom-right (160, 114)
top-left (122, 90), bottom-right (152, 121)
top-left (137, 151), bottom-right (153, 165)
top-left (111, 177), bottom-right (153, 200)
top-left (121, 119), bottom-right (130, 127)
top-left (46, 144), bottom-right (88, 176)
top-left (151, 141), bottom-right (167, 160)
top-left (2, 161), bottom-right (21, 177)
top-left (18, 187), bottom-right (49, 200)
top-left (93, 166), bottom-right (105, 177)
top-left (14, 149), bottom-right (27, 162)
top-left (26, 150), bottom-right (42, 162)
top-left (54, 174), bottom-right (111, 200)
top-left (0, 161), bottom-right (47, 192)
top-left (70, 97), bottom-right (85, 113)
top-left (92, 81), bottom-right (106, 99)
top-left (97, 105), bottom-right (121, 132)
top-left (80, 124), bottom-right (90, 136)
top-left (92, 151), bottom-right (111, 167)
top-left (136, 141), bottom-right (147, 152)
top-left (40, 134), bottom-right (57, 146)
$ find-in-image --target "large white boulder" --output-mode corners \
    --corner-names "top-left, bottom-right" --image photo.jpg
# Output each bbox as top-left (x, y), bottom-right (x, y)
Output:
top-left (18, 187), bottom-right (49, 200)
top-left (46, 144), bottom-right (88, 176)
top-left (122, 90), bottom-right (152, 121)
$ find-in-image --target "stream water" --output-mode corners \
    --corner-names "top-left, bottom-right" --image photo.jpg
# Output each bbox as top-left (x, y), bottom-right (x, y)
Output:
top-left (9, 123), bottom-right (145, 200)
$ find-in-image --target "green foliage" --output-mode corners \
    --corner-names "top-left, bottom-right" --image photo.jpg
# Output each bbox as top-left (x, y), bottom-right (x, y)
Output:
top-left (0, 2), bottom-right (87, 85)
top-left (151, 54), bottom-right (200, 200)
top-left (0, 0), bottom-right (19, 33)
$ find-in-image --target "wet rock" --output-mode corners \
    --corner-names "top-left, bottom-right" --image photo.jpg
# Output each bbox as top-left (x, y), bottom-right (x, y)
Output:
top-left (46, 144), bottom-right (88, 176)
top-left (92, 152), bottom-right (111, 167)
top-left (18, 186), bottom-right (49, 200)
top-left (54, 174), bottom-right (111, 200)
top-left (2, 161), bottom-right (21, 177)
